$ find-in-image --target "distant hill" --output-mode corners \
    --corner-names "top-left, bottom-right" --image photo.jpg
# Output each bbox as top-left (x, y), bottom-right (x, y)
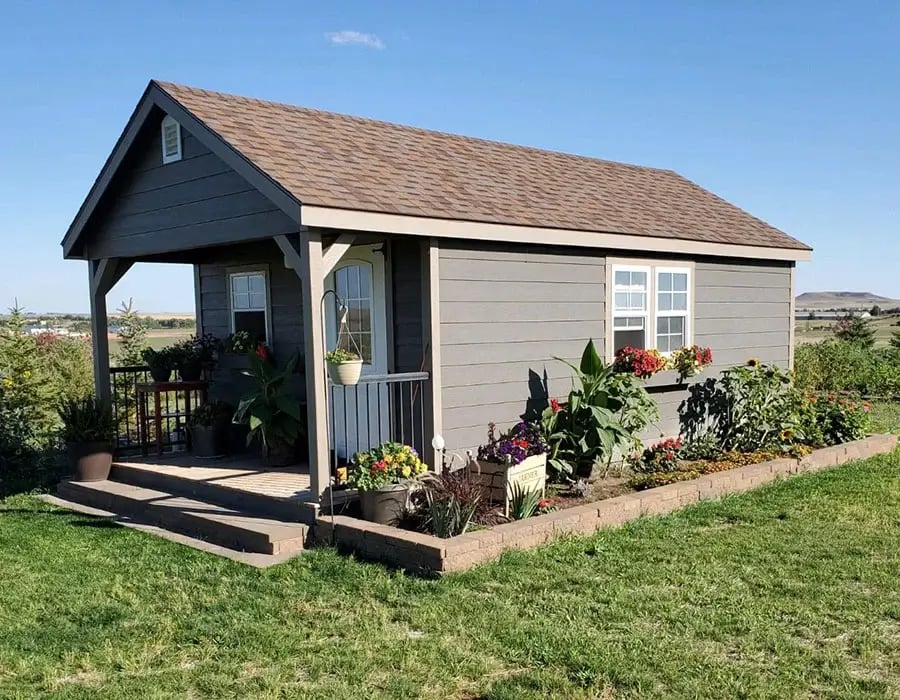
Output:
top-left (795, 291), bottom-right (900, 310)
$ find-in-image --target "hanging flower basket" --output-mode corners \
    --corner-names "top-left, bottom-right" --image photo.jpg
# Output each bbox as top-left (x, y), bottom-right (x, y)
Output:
top-left (325, 349), bottom-right (363, 386)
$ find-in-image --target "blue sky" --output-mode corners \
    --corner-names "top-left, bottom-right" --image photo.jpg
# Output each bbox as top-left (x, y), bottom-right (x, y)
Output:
top-left (0, 1), bottom-right (897, 313)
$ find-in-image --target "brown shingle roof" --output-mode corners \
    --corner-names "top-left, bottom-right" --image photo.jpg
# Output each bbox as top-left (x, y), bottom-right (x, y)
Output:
top-left (155, 81), bottom-right (810, 251)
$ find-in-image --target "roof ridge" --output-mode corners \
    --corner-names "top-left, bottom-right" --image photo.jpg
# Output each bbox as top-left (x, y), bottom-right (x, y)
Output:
top-left (151, 79), bottom-right (676, 177)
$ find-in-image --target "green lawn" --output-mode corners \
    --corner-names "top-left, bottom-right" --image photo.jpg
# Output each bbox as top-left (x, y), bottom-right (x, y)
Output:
top-left (2, 453), bottom-right (900, 699)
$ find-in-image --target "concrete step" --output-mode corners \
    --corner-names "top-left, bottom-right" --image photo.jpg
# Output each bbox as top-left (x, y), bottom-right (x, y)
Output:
top-left (109, 462), bottom-right (312, 524)
top-left (58, 480), bottom-right (310, 555)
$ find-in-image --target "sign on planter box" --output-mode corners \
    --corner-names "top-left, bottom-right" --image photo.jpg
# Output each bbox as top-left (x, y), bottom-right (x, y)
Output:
top-left (470, 453), bottom-right (547, 517)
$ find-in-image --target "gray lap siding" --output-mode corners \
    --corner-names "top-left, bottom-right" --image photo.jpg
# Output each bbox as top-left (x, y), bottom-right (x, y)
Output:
top-left (85, 114), bottom-right (297, 259)
top-left (438, 241), bottom-right (793, 453)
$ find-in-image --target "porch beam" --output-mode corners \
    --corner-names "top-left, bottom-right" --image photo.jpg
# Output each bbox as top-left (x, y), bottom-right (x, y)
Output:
top-left (88, 260), bottom-right (112, 406)
top-left (321, 233), bottom-right (357, 275)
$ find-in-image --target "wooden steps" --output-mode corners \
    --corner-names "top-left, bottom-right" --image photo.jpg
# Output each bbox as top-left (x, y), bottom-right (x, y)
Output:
top-left (57, 479), bottom-right (310, 556)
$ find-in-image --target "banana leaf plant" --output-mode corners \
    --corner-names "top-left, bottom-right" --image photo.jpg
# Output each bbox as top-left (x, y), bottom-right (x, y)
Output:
top-left (233, 348), bottom-right (305, 459)
top-left (541, 339), bottom-right (658, 479)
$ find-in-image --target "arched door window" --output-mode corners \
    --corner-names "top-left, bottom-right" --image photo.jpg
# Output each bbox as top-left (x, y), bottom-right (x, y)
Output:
top-left (332, 262), bottom-right (373, 364)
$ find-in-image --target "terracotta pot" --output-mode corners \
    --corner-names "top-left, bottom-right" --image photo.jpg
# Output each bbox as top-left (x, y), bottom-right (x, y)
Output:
top-left (359, 483), bottom-right (409, 525)
top-left (327, 360), bottom-right (363, 386)
top-left (178, 360), bottom-right (203, 382)
top-left (67, 441), bottom-right (114, 482)
top-left (149, 366), bottom-right (172, 383)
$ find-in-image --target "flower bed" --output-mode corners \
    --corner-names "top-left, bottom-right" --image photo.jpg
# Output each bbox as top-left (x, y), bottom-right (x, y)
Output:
top-left (314, 434), bottom-right (898, 575)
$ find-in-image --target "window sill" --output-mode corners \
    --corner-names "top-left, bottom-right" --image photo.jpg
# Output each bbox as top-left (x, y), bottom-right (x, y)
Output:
top-left (642, 369), bottom-right (705, 390)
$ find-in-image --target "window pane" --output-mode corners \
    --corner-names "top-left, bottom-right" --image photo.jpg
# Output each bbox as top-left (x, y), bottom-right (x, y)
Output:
top-left (614, 292), bottom-right (629, 310)
top-left (613, 315), bottom-right (645, 330)
top-left (249, 292), bottom-right (266, 310)
top-left (673, 292), bottom-right (688, 311)
top-left (333, 264), bottom-right (373, 363)
top-left (232, 275), bottom-right (249, 294)
top-left (629, 292), bottom-right (646, 311)
top-left (630, 271), bottom-right (647, 289)
top-left (673, 273), bottom-right (688, 292)
top-left (233, 292), bottom-right (249, 310)
top-left (249, 274), bottom-right (265, 293)
top-left (659, 293), bottom-right (672, 312)
top-left (614, 270), bottom-right (631, 287)
top-left (659, 273), bottom-right (673, 292)
top-left (613, 328), bottom-right (645, 353)
top-left (234, 311), bottom-right (267, 342)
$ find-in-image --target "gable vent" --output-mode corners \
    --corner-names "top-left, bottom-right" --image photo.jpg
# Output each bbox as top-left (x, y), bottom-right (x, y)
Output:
top-left (161, 115), bottom-right (182, 164)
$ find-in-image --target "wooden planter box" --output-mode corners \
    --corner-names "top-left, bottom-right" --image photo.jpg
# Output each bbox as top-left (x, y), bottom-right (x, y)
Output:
top-left (470, 453), bottom-right (547, 517)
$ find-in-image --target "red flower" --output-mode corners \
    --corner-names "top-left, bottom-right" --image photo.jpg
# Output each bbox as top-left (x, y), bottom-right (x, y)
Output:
top-left (550, 398), bottom-right (561, 414)
top-left (256, 343), bottom-right (269, 361)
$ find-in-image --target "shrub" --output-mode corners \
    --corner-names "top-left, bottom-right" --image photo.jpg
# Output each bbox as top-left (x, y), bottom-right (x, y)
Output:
top-left (794, 341), bottom-right (900, 396)
top-left (833, 315), bottom-right (875, 348)
top-left (542, 339), bottom-right (658, 479)
top-left (799, 394), bottom-right (871, 446)
top-left (632, 437), bottom-right (682, 474)
top-left (680, 361), bottom-right (801, 453)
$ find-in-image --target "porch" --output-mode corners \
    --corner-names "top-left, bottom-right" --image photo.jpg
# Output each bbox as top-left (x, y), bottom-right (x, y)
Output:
top-left (88, 231), bottom-right (440, 506)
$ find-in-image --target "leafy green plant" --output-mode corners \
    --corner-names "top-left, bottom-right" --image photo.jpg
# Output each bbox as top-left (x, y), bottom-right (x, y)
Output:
top-left (800, 394), bottom-right (871, 446)
top-left (509, 481), bottom-right (543, 520)
top-left (632, 437), bottom-right (682, 474)
top-left (233, 351), bottom-right (304, 456)
top-left (680, 361), bottom-right (802, 452)
top-left (190, 400), bottom-right (233, 428)
top-left (794, 340), bottom-right (900, 396)
top-left (422, 469), bottom-right (482, 538)
top-left (325, 348), bottom-right (361, 364)
top-left (140, 347), bottom-right (175, 371)
top-left (541, 339), bottom-right (658, 479)
top-left (57, 396), bottom-right (115, 444)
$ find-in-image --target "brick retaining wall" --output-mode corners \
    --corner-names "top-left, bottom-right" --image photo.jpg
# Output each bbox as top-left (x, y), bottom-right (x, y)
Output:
top-left (313, 435), bottom-right (898, 575)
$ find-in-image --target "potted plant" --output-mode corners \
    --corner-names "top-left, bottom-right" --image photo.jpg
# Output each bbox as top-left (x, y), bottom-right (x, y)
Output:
top-left (221, 331), bottom-right (258, 355)
top-left (325, 348), bottom-right (363, 386)
top-left (189, 400), bottom-right (233, 458)
top-left (473, 421), bottom-right (548, 516)
top-left (58, 396), bottom-right (115, 482)
top-left (669, 345), bottom-right (713, 380)
top-left (141, 347), bottom-right (174, 383)
top-left (349, 442), bottom-right (427, 525)
top-left (233, 346), bottom-right (305, 467)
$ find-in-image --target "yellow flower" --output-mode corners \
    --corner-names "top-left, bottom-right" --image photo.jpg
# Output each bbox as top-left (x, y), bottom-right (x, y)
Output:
top-left (384, 455), bottom-right (393, 465)
top-left (2, 378), bottom-right (12, 388)
top-left (23, 371), bottom-right (32, 379)
top-left (401, 465), bottom-right (411, 478)
top-left (746, 358), bottom-right (760, 368)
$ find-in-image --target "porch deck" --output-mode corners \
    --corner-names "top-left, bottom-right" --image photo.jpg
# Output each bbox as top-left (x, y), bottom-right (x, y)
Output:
top-left (113, 454), bottom-right (314, 503)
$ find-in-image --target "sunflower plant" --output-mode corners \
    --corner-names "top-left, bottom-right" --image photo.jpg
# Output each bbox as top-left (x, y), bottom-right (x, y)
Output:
top-left (349, 441), bottom-right (427, 491)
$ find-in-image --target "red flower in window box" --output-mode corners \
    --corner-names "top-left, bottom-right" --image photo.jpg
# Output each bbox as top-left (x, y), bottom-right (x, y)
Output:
top-left (613, 346), bottom-right (667, 379)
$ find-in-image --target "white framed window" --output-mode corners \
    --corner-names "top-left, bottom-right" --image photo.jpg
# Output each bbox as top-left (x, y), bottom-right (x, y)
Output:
top-left (229, 271), bottom-right (269, 343)
top-left (161, 115), bottom-right (182, 164)
top-left (612, 265), bottom-right (651, 353)
top-left (332, 262), bottom-right (374, 364)
top-left (610, 262), bottom-right (692, 356)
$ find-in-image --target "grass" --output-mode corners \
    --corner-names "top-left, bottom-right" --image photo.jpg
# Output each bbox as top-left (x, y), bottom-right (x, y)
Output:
top-left (108, 329), bottom-right (195, 365)
top-left (2, 453), bottom-right (900, 699)
top-left (871, 400), bottom-right (900, 434)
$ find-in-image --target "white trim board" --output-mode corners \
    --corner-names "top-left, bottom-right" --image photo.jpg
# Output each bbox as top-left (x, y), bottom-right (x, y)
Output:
top-left (301, 205), bottom-right (812, 263)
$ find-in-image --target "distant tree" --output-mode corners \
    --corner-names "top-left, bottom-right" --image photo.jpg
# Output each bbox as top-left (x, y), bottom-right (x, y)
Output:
top-left (834, 315), bottom-right (876, 348)
top-left (891, 329), bottom-right (900, 350)
top-left (870, 305), bottom-right (882, 317)
top-left (807, 311), bottom-right (816, 321)
top-left (114, 299), bottom-right (148, 366)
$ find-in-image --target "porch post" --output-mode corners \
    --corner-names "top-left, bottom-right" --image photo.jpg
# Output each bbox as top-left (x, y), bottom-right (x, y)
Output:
top-left (298, 232), bottom-right (330, 499)
top-left (423, 238), bottom-right (443, 469)
top-left (88, 259), bottom-right (111, 406)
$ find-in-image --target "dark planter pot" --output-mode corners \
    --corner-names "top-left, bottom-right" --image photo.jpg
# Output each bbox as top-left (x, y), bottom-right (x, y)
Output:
top-left (149, 365), bottom-right (172, 383)
top-left (67, 441), bottom-right (114, 482)
top-left (263, 439), bottom-right (297, 468)
top-left (359, 484), bottom-right (409, 525)
top-left (190, 424), bottom-right (228, 458)
top-left (178, 361), bottom-right (203, 382)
